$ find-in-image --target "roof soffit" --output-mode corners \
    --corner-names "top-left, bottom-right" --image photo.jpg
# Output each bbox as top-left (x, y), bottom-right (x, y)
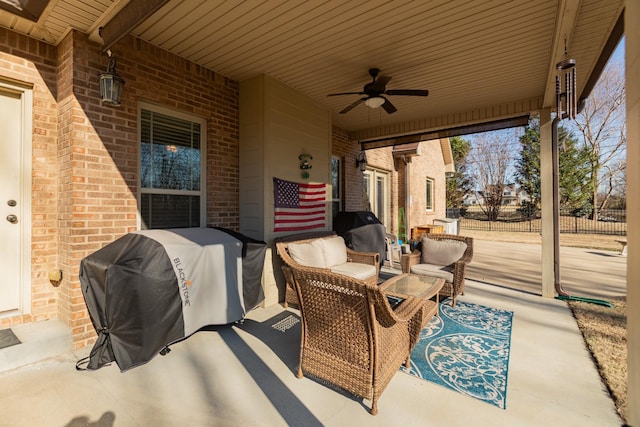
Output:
top-left (0, 0), bottom-right (625, 140)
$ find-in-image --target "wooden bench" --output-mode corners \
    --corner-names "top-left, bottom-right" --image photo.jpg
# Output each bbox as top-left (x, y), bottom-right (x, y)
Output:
top-left (616, 239), bottom-right (627, 256)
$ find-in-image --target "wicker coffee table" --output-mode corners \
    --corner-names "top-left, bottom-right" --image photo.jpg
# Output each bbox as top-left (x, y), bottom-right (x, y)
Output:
top-left (381, 273), bottom-right (444, 346)
top-left (382, 273), bottom-right (444, 301)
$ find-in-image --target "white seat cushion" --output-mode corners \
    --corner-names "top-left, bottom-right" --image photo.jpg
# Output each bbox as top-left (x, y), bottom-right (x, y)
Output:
top-left (321, 236), bottom-right (349, 267)
top-left (331, 262), bottom-right (377, 281)
top-left (421, 237), bottom-right (467, 266)
top-left (288, 240), bottom-right (326, 268)
top-left (410, 263), bottom-right (454, 282)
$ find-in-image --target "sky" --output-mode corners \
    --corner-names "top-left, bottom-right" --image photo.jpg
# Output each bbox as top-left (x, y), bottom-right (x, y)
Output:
top-left (462, 36), bottom-right (626, 189)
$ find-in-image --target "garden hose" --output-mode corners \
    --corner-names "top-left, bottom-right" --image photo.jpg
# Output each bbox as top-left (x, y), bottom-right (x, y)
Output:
top-left (555, 294), bottom-right (614, 308)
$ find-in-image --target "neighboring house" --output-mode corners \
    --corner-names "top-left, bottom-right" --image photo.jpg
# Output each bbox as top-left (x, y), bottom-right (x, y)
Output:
top-left (463, 192), bottom-right (485, 206)
top-left (501, 183), bottom-right (529, 206)
top-left (0, 27), bottom-right (451, 347)
top-left (464, 184), bottom-right (528, 207)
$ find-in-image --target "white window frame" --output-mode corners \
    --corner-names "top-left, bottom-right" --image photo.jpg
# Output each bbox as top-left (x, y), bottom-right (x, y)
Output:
top-left (363, 168), bottom-right (390, 229)
top-left (425, 177), bottom-right (435, 212)
top-left (137, 102), bottom-right (207, 229)
top-left (331, 156), bottom-right (342, 219)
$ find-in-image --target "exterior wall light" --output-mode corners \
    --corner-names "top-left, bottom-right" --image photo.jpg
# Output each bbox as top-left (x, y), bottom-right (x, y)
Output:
top-left (356, 151), bottom-right (368, 171)
top-left (99, 52), bottom-right (124, 106)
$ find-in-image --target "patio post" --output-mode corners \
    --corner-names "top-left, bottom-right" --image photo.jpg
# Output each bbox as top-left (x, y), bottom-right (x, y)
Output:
top-left (539, 108), bottom-right (555, 298)
top-left (625, 1), bottom-right (639, 424)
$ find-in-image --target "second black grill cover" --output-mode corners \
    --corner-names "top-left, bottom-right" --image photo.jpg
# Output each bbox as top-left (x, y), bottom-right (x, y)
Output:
top-left (333, 211), bottom-right (386, 266)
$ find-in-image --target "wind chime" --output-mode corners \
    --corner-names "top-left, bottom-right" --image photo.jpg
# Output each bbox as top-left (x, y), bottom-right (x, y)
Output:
top-left (555, 41), bottom-right (577, 121)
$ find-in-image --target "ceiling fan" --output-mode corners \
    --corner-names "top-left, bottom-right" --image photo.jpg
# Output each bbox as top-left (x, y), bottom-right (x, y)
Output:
top-left (327, 68), bottom-right (429, 114)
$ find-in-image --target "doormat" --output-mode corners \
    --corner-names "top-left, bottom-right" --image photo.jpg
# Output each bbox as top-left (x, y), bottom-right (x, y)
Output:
top-left (401, 301), bottom-right (513, 409)
top-left (0, 328), bottom-right (21, 349)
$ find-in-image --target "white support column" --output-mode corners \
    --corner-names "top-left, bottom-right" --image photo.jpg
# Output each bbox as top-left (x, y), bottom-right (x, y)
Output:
top-left (625, 1), bottom-right (639, 424)
top-left (539, 108), bottom-right (555, 298)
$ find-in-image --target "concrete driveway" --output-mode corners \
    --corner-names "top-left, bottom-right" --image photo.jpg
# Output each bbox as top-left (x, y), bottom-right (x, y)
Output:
top-left (466, 239), bottom-right (627, 299)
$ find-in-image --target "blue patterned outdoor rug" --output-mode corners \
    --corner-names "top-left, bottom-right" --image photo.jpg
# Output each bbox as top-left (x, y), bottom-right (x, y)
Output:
top-left (402, 301), bottom-right (513, 409)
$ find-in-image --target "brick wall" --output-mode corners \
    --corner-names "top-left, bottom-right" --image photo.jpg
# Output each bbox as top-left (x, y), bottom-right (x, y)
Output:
top-left (331, 126), bottom-right (402, 234)
top-left (405, 140), bottom-right (447, 231)
top-left (330, 125), bottom-right (446, 237)
top-left (59, 32), bottom-right (241, 348)
top-left (331, 126), bottom-right (364, 211)
top-left (1, 28), bottom-right (241, 348)
top-left (0, 28), bottom-right (59, 329)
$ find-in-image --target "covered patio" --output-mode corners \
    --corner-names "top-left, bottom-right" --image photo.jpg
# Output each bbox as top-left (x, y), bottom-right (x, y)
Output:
top-left (0, 267), bottom-right (620, 426)
top-left (0, 0), bottom-right (638, 424)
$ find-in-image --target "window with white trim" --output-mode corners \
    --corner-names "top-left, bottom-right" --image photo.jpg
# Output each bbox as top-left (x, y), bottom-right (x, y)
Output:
top-left (139, 105), bottom-right (206, 229)
top-left (425, 177), bottom-right (434, 212)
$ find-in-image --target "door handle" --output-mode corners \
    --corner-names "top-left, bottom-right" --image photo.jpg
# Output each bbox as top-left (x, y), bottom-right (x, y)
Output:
top-left (6, 214), bottom-right (18, 224)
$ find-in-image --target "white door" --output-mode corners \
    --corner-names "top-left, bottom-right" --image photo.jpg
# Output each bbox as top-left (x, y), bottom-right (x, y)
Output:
top-left (0, 84), bottom-right (31, 314)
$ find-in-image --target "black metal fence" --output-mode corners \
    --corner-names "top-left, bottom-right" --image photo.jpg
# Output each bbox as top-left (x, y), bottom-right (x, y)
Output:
top-left (447, 206), bottom-right (626, 236)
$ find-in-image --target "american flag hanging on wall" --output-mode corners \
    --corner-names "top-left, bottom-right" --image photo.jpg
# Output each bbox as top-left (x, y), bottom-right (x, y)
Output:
top-left (273, 177), bottom-right (327, 232)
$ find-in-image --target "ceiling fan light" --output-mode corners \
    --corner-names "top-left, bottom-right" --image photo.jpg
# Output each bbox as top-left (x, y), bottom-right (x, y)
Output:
top-left (365, 96), bottom-right (385, 108)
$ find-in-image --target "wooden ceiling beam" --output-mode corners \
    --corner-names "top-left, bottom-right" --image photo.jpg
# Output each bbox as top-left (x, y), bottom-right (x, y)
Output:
top-left (359, 115), bottom-right (530, 150)
top-left (99, 0), bottom-right (170, 52)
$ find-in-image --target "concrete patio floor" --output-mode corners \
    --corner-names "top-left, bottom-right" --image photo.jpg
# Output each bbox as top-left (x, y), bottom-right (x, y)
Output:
top-left (0, 240), bottom-right (626, 426)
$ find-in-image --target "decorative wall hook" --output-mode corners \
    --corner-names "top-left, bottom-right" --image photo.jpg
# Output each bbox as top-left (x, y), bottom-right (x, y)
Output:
top-left (299, 153), bottom-right (313, 179)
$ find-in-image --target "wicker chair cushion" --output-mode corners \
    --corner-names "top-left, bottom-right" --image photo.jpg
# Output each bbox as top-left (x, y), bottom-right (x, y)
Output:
top-left (321, 236), bottom-right (349, 267)
top-left (288, 240), bottom-right (327, 268)
top-left (331, 262), bottom-right (377, 281)
top-left (410, 263), bottom-right (454, 282)
top-left (421, 237), bottom-right (467, 266)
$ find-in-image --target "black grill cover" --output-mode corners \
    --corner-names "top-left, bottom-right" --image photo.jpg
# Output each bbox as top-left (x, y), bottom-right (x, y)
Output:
top-left (333, 211), bottom-right (386, 266)
top-left (333, 211), bottom-right (382, 234)
top-left (79, 227), bottom-right (266, 372)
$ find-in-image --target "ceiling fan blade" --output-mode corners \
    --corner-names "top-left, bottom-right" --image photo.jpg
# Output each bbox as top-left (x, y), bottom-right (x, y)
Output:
top-left (327, 91), bottom-right (365, 96)
top-left (381, 97), bottom-right (397, 114)
top-left (339, 98), bottom-right (366, 114)
top-left (385, 89), bottom-right (429, 96)
top-left (370, 75), bottom-right (391, 92)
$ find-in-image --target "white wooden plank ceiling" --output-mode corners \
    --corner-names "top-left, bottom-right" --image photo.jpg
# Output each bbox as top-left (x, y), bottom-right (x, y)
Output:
top-left (0, 0), bottom-right (624, 137)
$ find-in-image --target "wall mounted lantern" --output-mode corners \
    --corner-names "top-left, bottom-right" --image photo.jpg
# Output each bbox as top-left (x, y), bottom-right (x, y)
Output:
top-left (299, 153), bottom-right (313, 179)
top-left (356, 151), bottom-right (368, 171)
top-left (99, 51), bottom-right (125, 106)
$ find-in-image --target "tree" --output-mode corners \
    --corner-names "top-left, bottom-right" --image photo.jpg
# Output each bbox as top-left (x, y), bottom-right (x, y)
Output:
top-left (516, 118), bottom-right (541, 207)
top-left (515, 116), bottom-right (590, 214)
top-left (557, 127), bottom-right (591, 211)
top-left (446, 136), bottom-right (472, 208)
top-left (469, 132), bottom-right (514, 221)
top-left (573, 60), bottom-right (626, 220)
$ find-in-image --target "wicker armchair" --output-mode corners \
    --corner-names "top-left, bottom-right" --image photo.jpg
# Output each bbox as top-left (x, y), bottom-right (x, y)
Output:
top-left (401, 234), bottom-right (473, 307)
top-left (276, 233), bottom-right (380, 307)
top-left (282, 265), bottom-right (431, 415)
